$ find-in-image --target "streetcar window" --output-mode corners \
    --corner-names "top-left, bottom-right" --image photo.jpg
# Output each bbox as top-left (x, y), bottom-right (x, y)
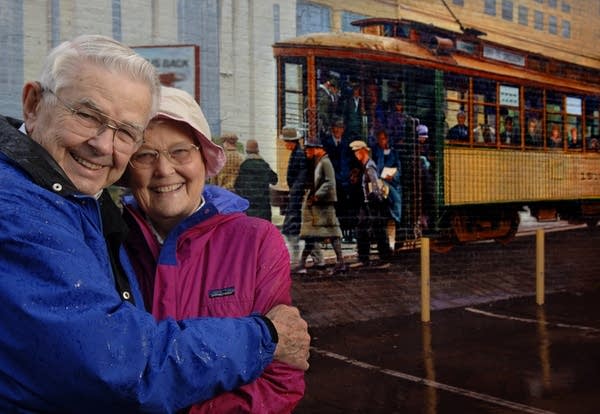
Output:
top-left (499, 84), bottom-right (521, 146)
top-left (546, 92), bottom-right (564, 149)
top-left (473, 79), bottom-right (497, 144)
top-left (282, 61), bottom-right (306, 132)
top-left (585, 97), bottom-right (600, 151)
top-left (566, 96), bottom-right (582, 150)
top-left (525, 88), bottom-right (543, 147)
top-left (444, 74), bottom-right (469, 143)
top-left (473, 78), bottom-right (496, 103)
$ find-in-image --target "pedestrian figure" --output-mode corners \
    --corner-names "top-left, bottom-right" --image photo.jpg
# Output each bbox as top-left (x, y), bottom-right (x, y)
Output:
top-left (235, 139), bottom-right (278, 221)
top-left (297, 142), bottom-right (346, 275)
top-left (371, 130), bottom-right (403, 251)
top-left (211, 132), bottom-right (244, 191)
top-left (351, 140), bottom-right (392, 266)
top-left (280, 126), bottom-right (308, 264)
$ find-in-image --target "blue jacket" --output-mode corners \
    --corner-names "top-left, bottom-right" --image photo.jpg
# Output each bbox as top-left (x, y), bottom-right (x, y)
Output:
top-left (0, 116), bottom-right (275, 413)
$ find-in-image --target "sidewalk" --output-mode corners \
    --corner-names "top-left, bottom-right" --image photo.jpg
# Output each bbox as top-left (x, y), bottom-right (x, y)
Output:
top-left (289, 226), bottom-right (600, 328)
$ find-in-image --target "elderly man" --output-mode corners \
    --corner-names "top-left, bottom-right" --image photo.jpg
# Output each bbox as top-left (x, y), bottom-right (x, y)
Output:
top-left (0, 34), bottom-right (309, 413)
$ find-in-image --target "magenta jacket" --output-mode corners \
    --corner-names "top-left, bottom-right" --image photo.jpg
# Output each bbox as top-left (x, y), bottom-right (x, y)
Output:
top-left (122, 185), bottom-right (305, 413)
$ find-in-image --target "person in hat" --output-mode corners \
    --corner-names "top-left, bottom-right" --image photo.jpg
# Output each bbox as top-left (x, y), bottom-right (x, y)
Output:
top-left (317, 75), bottom-right (340, 134)
top-left (371, 129), bottom-right (403, 252)
top-left (297, 142), bottom-right (346, 275)
top-left (322, 116), bottom-right (362, 244)
top-left (121, 86), bottom-right (306, 413)
top-left (280, 127), bottom-right (307, 263)
top-left (385, 97), bottom-right (408, 150)
top-left (342, 82), bottom-right (365, 140)
top-left (210, 131), bottom-right (244, 191)
top-left (416, 123), bottom-right (434, 229)
top-left (350, 140), bottom-right (392, 266)
top-left (234, 139), bottom-right (278, 221)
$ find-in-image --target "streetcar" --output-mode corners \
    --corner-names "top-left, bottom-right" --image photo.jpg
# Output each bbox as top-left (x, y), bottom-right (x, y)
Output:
top-left (272, 18), bottom-right (600, 251)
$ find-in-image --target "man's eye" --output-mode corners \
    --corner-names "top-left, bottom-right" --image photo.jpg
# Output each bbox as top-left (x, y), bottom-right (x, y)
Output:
top-left (116, 128), bottom-right (136, 142)
top-left (74, 111), bottom-right (101, 126)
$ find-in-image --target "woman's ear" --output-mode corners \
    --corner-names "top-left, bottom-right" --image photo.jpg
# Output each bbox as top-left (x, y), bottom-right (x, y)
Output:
top-left (22, 82), bottom-right (44, 133)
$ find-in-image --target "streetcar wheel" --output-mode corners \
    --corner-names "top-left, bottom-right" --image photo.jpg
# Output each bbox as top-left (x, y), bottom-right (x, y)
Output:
top-left (494, 211), bottom-right (520, 245)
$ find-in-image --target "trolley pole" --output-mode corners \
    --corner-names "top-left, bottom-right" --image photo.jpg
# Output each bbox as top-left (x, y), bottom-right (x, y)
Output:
top-left (536, 229), bottom-right (545, 306)
top-left (421, 237), bottom-right (431, 322)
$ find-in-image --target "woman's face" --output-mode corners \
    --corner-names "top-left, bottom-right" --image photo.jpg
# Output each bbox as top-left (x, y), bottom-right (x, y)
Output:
top-left (127, 119), bottom-right (206, 233)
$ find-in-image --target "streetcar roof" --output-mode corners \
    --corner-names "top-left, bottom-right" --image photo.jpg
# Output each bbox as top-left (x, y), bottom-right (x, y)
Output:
top-left (273, 32), bottom-right (600, 95)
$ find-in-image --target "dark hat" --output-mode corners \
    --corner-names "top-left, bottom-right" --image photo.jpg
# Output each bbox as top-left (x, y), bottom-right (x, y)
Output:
top-left (279, 126), bottom-right (303, 141)
top-left (331, 117), bottom-right (345, 128)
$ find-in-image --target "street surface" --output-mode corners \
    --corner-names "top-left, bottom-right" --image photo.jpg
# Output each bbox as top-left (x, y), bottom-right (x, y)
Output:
top-left (291, 224), bottom-right (600, 413)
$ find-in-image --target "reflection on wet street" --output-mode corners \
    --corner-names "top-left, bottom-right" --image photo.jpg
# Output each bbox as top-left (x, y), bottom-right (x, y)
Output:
top-left (293, 228), bottom-right (600, 413)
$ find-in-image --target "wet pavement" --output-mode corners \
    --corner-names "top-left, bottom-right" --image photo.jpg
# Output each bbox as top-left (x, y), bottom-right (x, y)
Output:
top-left (290, 226), bottom-right (600, 413)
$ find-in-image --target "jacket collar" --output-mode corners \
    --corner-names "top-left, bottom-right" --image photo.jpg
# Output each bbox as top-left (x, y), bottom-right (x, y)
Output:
top-left (0, 115), bottom-right (80, 197)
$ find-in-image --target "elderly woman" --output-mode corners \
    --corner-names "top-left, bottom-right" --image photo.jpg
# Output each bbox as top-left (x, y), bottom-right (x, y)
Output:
top-left (120, 86), bottom-right (304, 413)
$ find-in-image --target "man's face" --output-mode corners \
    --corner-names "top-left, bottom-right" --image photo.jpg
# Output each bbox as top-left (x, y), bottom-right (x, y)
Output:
top-left (457, 113), bottom-right (466, 125)
top-left (353, 148), bottom-right (368, 164)
top-left (24, 62), bottom-right (152, 195)
top-left (332, 125), bottom-right (344, 139)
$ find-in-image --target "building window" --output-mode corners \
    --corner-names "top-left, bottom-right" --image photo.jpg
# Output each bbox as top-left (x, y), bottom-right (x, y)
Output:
top-left (534, 10), bottom-right (544, 30)
top-left (518, 6), bottom-right (528, 25)
top-left (484, 0), bottom-right (496, 16)
top-left (112, 0), bottom-right (122, 41)
top-left (548, 0), bottom-right (557, 7)
top-left (549, 15), bottom-right (557, 34)
top-left (453, 0), bottom-right (464, 5)
top-left (502, 0), bottom-right (513, 21)
top-left (561, 2), bottom-right (571, 12)
top-left (273, 4), bottom-right (280, 42)
top-left (342, 11), bottom-right (367, 32)
top-left (297, 2), bottom-right (331, 35)
top-left (562, 20), bottom-right (571, 38)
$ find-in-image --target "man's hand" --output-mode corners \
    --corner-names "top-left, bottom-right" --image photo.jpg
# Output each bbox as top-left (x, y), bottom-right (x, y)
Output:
top-left (266, 305), bottom-right (310, 371)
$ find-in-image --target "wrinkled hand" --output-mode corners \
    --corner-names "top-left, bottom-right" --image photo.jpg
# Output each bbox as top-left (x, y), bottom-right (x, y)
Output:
top-left (266, 304), bottom-right (310, 371)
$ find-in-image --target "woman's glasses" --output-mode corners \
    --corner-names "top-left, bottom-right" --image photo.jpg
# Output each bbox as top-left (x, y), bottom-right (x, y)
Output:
top-left (129, 144), bottom-right (200, 169)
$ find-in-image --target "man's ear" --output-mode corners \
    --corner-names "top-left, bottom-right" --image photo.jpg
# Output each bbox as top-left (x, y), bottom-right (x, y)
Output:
top-left (22, 82), bottom-right (44, 133)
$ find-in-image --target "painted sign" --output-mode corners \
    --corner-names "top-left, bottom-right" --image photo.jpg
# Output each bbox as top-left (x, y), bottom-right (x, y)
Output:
top-left (500, 85), bottom-right (519, 107)
top-left (132, 44), bottom-right (200, 101)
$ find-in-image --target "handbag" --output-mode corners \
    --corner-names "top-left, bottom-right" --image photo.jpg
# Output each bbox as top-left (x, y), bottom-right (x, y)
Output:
top-left (367, 178), bottom-right (389, 200)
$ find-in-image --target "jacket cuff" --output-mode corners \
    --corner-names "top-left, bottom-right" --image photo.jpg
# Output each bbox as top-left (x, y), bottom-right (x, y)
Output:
top-left (256, 314), bottom-right (279, 344)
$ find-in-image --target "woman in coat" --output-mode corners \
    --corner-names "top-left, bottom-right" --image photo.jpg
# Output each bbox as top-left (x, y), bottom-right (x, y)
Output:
top-left (297, 142), bottom-right (346, 275)
top-left (121, 86), bottom-right (304, 413)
